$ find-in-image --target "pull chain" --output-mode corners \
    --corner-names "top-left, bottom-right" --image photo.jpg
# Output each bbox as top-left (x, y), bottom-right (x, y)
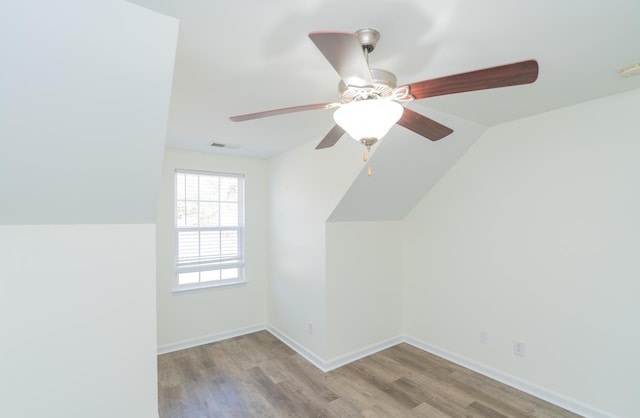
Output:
top-left (363, 148), bottom-right (371, 176)
top-left (359, 138), bottom-right (377, 177)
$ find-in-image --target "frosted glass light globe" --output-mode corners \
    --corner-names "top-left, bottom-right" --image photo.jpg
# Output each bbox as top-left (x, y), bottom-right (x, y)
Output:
top-left (333, 100), bottom-right (403, 141)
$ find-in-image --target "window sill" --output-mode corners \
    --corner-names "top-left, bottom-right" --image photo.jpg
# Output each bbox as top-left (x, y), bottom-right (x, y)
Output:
top-left (172, 279), bottom-right (247, 294)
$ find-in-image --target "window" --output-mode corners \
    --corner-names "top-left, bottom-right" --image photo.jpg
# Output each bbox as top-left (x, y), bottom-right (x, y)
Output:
top-left (174, 169), bottom-right (245, 290)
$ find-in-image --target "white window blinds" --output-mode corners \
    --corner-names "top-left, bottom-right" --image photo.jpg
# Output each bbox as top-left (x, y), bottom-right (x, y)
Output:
top-left (175, 169), bottom-right (245, 288)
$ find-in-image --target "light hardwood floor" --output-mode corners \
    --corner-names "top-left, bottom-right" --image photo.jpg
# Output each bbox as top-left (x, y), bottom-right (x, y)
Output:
top-left (158, 331), bottom-right (582, 417)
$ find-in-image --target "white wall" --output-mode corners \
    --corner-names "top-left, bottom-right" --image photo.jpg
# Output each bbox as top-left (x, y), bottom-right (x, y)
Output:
top-left (268, 138), bottom-right (364, 361)
top-left (156, 148), bottom-right (269, 350)
top-left (402, 89), bottom-right (640, 418)
top-left (0, 225), bottom-right (158, 418)
top-left (326, 221), bottom-right (403, 361)
top-left (0, 2), bottom-right (177, 417)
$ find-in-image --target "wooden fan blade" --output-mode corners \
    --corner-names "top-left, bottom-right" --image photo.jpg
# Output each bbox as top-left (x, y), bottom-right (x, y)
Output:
top-left (309, 31), bottom-right (373, 87)
top-left (397, 107), bottom-right (453, 141)
top-left (315, 125), bottom-right (345, 149)
top-left (230, 103), bottom-right (333, 122)
top-left (406, 60), bottom-right (538, 100)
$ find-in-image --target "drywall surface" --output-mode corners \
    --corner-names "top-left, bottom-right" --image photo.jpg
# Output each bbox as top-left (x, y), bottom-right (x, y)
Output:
top-left (0, 2), bottom-right (178, 417)
top-left (329, 108), bottom-right (486, 221)
top-left (0, 225), bottom-right (158, 418)
top-left (268, 138), bottom-right (364, 360)
top-left (325, 221), bottom-right (403, 360)
top-left (0, 0), bottom-right (177, 224)
top-left (402, 89), bottom-right (640, 418)
top-left (156, 148), bottom-right (269, 348)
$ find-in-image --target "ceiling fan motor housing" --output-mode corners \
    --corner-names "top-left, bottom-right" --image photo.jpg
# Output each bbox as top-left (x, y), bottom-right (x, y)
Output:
top-left (338, 69), bottom-right (398, 102)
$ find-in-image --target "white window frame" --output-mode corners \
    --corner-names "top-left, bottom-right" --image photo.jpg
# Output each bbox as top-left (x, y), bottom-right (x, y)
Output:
top-left (173, 169), bottom-right (246, 292)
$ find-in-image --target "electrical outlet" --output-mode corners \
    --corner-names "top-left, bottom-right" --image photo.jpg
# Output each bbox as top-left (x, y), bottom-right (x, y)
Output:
top-left (480, 331), bottom-right (488, 345)
top-left (308, 322), bottom-right (313, 335)
top-left (513, 340), bottom-right (525, 357)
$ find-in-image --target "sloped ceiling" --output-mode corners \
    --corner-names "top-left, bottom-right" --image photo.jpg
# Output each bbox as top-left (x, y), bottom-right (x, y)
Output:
top-left (0, 1), bottom-right (178, 224)
top-left (329, 108), bottom-right (486, 221)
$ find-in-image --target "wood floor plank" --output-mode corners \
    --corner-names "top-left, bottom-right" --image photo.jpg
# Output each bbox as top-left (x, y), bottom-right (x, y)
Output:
top-left (324, 397), bottom-right (362, 418)
top-left (349, 354), bottom-right (405, 384)
top-left (370, 353), bottom-right (481, 410)
top-left (389, 376), bottom-right (486, 418)
top-left (469, 400), bottom-right (511, 418)
top-left (248, 331), bottom-right (296, 359)
top-left (339, 364), bottom-right (421, 410)
top-left (326, 369), bottom-right (412, 416)
top-left (411, 401), bottom-right (455, 418)
top-left (247, 365), bottom-right (303, 417)
top-left (448, 370), bottom-right (581, 418)
top-left (277, 379), bottom-right (334, 418)
top-left (253, 358), bottom-right (290, 385)
top-left (158, 331), bottom-right (582, 417)
top-left (276, 357), bottom-right (339, 404)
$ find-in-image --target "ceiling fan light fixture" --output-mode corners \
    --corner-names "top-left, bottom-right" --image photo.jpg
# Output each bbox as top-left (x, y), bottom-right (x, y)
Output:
top-left (230, 29), bottom-right (539, 153)
top-left (333, 99), bottom-right (403, 142)
top-left (619, 63), bottom-right (640, 78)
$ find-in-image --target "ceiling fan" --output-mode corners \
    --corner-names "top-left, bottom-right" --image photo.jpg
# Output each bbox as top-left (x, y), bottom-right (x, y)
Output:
top-left (230, 28), bottom-right (538, 153)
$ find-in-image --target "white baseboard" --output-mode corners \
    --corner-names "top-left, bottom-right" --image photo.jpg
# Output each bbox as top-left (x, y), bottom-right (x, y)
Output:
top-left (265, 324), bottom-right (328, 371)
top-left (157, 323), bottom-right (266, 355)
top-left (404, 336), bottom-right (616, 418)
top-left (323, 335), bottom-right (404, 371)
top-left (266, 325), bottom-right (403, 372)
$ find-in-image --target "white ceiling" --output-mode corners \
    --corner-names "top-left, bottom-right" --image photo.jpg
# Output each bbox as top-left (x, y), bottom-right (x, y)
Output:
top-left (130, 0), bottom-right (640, 159)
